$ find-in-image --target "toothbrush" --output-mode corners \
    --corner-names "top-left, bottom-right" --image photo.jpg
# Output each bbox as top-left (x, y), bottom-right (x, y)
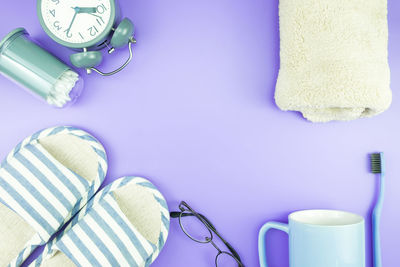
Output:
top-left (370, 153), bottom-right (385, 267)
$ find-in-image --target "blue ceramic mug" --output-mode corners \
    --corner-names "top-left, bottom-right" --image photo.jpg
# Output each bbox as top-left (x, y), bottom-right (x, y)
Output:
top-left (259, 210), bottom-right (365, 267)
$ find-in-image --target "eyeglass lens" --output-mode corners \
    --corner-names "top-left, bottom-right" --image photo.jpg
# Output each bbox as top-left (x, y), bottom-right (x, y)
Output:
top-left (216, 251), bottom-right (242, 267)
top-left (179, 212), bottom-right (213, 243)
top-left (175, 202), bottom-right (244, 266)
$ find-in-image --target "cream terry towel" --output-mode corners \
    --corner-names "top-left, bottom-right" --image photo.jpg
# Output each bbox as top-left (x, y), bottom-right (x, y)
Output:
top-left (275, 0), bottom-right (392, 122)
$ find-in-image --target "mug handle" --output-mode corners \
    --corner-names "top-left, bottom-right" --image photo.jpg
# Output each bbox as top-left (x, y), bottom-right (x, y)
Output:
top-left (258, 221), bottom-right (289, 267)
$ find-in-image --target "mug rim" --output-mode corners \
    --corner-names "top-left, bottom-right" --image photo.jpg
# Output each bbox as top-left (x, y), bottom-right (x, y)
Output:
top-left (289, 209), bottom-right (364, 227)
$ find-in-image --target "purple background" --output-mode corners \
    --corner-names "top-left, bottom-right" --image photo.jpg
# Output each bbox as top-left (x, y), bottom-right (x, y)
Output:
top-left (0, 1), bottom-right (399, 266)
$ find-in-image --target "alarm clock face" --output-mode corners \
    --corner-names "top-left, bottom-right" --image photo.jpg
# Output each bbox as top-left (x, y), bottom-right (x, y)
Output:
top-left (38, 0), bottom-right (116, 49)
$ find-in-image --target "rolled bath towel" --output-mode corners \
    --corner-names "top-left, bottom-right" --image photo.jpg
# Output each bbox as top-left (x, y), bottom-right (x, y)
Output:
top-left (275, 0), bottom-right (392, 122)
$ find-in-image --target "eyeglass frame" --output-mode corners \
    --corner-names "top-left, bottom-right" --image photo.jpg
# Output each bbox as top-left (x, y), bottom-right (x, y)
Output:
top-left (170, 201), bottom-right (244, 267)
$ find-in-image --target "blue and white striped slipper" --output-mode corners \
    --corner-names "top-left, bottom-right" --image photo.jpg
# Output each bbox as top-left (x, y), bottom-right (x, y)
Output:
top-left (32, 176), bottom-right (170, 267)
top-left (0, 126), bottom-right (107, 267)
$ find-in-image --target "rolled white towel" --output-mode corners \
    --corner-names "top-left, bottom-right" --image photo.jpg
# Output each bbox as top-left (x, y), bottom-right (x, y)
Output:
top-left (275, 0), bottom-right (392, 122)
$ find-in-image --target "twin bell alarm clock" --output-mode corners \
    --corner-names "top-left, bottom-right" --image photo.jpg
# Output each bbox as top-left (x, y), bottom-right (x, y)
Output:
top-left (37, 0), bottom-right (136, 76)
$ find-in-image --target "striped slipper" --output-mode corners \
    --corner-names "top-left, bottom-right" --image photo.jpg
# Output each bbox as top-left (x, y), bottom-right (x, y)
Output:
top-left (0, 126), bottom-right (107, 267)
top-left (32, 176), bottom-right (170, 267)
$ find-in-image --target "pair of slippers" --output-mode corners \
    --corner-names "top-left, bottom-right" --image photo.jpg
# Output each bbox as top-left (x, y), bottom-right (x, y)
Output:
top-left (0, 126), bottom-right (169, 267)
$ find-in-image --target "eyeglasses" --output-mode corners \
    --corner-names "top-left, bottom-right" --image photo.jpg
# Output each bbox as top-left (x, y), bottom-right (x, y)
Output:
top-left (170, 201), bottom-right (244, 267)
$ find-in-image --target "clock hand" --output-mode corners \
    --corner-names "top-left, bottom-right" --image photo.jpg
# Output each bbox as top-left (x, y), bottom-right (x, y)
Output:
top-left (76, 7), bottom-right (102, 21)
top-left (76, 7), bottom-right (97, 14)
top-left (65, 7), bottom-right (79, 36)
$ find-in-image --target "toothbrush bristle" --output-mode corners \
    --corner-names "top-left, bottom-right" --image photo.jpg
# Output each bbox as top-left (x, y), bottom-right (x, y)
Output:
top-left (370, 153), bottom-right (382, 174)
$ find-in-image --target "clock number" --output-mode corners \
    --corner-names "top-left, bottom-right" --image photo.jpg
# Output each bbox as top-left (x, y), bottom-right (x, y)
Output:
top-left (96, 4), bottom-right (107, 14)
top-left (51, 0), bottom-right (59, 5)
top-left (96, 17), bottom-right (105, 26)
top-left (53, 21), bottom-right (62, 31)
top-left (88, 26), bottom-right (99, 37)
top-left (64, 29), bottom-right (72, 38)
top-left (49, 9), bottom-right (56, 17)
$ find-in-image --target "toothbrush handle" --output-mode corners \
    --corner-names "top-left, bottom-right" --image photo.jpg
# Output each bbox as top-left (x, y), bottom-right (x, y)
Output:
top-left (373, 173), bottom-right (384, 267)
top-left (372, 217), bottom-right (382, 267)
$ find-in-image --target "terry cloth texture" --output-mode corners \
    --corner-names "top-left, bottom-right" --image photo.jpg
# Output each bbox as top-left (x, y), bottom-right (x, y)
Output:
top-left (275, 0), bottom-right (392, 122)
